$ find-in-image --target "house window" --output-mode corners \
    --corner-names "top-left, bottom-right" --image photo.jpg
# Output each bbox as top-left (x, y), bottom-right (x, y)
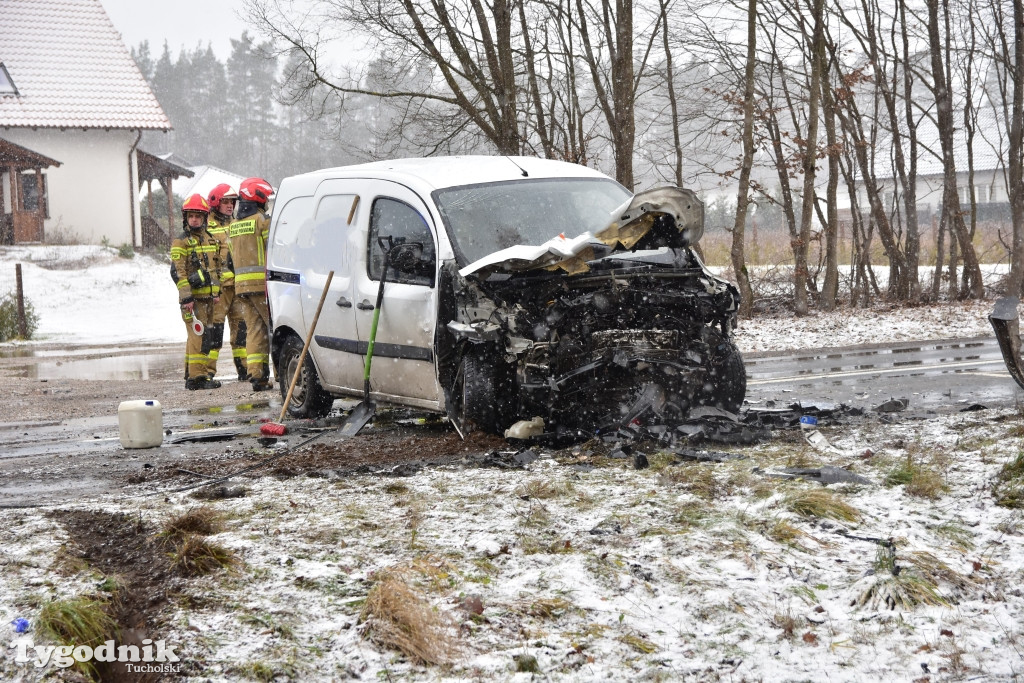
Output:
top-left (0, 62), bottom-right (18, 95)
top-left (20, 172), bottom-right (49, 218)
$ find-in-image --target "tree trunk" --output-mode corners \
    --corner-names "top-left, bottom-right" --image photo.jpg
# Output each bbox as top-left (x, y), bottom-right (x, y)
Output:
top-left (794, 0), bottom-right (824, 315)
top-left (926, 0), bottom-right (984, 298)
top-left (731, 0), bottom-right (758, 319)
top-left (1008, 0), bottom-right (1024, 295)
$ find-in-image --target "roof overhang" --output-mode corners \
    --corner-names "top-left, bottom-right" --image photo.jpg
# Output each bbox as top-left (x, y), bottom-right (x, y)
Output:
top-left (137, 149), bottom-right (194, 183)
top-left (0, 136), bottom-right (60, 169)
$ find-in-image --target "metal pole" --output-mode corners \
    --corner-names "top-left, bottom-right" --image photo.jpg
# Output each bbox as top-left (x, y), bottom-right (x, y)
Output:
top-left (15, 263), bottom-right (27, 338)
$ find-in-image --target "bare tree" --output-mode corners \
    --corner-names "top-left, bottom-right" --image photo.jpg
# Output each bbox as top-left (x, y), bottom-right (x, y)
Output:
top-left (731, 0), bottom-right (758, 318)
top-left (925, 0), bottom-right (985, 298)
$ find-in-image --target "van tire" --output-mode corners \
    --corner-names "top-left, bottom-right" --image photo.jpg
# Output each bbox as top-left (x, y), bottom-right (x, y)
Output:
top-left (279, 335), bottom-right (334, 418)
top-left (450, 348), bottom-right (511, 434)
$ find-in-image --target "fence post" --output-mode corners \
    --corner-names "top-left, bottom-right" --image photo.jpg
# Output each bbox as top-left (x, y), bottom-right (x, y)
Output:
top-left (15, 263), bottom-right (27, 338)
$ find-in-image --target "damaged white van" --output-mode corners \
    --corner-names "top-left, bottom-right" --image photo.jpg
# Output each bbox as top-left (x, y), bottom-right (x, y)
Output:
top-left (266, 156), bottom-right (745, 434)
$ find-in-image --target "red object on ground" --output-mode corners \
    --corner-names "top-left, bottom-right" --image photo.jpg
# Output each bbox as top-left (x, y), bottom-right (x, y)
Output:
top-left (259, 422), bottom-right (286, 436)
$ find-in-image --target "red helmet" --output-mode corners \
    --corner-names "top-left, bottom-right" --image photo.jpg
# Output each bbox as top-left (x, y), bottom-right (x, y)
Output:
top-left (239, 177), bottom-right (274, 204)
top-left (182, 193), bottom-right (210, 216)
top-left (207, 183), bottom-right (238, 211)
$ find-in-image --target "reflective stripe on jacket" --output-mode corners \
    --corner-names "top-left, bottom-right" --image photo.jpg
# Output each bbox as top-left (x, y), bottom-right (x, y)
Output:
top-left (228, 210), bottom-right (270, 297)
top-left (208, 214), bottom-right (235, 287)
top-left (171, 227), bottom-right (222, 302)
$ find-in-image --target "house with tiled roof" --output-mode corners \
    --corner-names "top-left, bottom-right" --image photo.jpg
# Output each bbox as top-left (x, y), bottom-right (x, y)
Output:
top-left (0, 0), bottom-right (173, 246)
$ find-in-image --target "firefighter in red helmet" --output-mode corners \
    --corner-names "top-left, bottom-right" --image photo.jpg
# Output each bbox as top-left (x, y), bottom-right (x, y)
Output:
top-left (229, 177), bottom-right (275, 391)
top-left (205, 183), bottom-right (248, 381)
top-left (171, 194), bottom-right (223, 390)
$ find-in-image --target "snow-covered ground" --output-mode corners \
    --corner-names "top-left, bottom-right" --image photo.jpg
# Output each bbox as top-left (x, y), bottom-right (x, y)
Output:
top-left (1, 245), bottom-right (1022, 682)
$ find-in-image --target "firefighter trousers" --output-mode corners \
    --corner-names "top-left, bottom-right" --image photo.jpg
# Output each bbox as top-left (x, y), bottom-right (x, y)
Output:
top-left (182, 298), bottom-right (216, 380)
top-left (237, 293), bottom-right (271, 381)
top-left (205, 284), bottom-right (248, 378)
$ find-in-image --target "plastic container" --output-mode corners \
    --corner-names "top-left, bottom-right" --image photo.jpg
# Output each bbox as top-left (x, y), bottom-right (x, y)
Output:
top-left (118, 400), bottom-right (163, 449)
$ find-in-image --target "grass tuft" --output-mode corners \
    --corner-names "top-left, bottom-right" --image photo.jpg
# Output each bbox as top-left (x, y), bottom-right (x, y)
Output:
top-left (884, 455), bottom-right (947, 499)
top-left (169, 534), bottom-right (237, 576)
top-left (785, 489), bottom-right (861, 522)
top-left (619, 632), bottom-right (659, 654)
top-left (160, 506), bottom-right (224, 540)
top-left (514, 477), bottom-right (575, 500)
top-left (359, 569), bottom-right (457, 665)
top-left (37, 595), bottom-right (119, 679)
top-left (994, 453), bottom-right (1024, 508)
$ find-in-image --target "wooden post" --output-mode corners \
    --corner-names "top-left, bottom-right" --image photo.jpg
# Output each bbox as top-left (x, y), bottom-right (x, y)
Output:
top-left (15, 263), bottom-right (27, 338)
top-left (34, 169), bottom-right (44, 241)
top-left (164, 177), bottom-right (174, 251)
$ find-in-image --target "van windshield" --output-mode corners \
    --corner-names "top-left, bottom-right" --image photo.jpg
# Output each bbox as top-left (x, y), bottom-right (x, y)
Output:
top-left (433, 177), bottom-right (632, 265)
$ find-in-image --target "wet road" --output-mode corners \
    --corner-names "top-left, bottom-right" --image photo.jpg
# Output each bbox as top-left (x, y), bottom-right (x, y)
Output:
top-left (744, 336), bottom-right (1019, 413)
top-left (0, 336), bottom-right (1018, 506)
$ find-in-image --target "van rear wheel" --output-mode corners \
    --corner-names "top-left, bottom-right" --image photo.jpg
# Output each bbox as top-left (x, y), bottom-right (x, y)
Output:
top-left (279, 335), bottom-right (334, 418)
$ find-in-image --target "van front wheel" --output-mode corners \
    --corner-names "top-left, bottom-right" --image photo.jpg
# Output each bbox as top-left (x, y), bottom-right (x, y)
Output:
top-left (278, 335), bottom-right (334, 418)
top-left (449, 348), bottom-right (513, 434)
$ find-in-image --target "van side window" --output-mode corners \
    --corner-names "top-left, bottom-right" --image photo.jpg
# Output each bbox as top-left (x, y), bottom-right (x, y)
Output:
top-left (270, 196), bottom-right (314, 269)
top-left (308, 194), bottom-right (356, 274)
top-left (368, 198), bottom-right (435, 287)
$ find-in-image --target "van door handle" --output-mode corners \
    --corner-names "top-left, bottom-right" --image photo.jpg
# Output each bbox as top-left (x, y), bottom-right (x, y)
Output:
top-left (336, 296), bottom-right (352, 308)
top-left (357, 301), bottom-right (375, 311)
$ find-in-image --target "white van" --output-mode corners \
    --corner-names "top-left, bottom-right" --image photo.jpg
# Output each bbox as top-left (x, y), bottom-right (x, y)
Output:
top-left (266, 156), bottom-right (744, 434)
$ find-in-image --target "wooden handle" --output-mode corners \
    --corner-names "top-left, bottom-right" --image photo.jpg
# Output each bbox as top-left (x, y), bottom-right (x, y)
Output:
top-left (278, 271), bottom-right (334, 422)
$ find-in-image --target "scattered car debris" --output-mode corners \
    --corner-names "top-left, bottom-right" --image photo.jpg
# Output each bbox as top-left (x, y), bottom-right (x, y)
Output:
top-left (873, 397), bottom-right (910, 413)
top-left (165, 426), bottom-right (251, 443)
top-left (504, 417), bottom-right (545, 439)
top-left (755, 465), bottom-right (875, 486)
top-left (670, 448), bottom-right (748, 463)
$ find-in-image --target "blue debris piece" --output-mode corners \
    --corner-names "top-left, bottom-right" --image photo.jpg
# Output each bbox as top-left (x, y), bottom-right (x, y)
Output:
top-left (12, 618), bottom-right (29, 633)
top-left (800, 415), bottom-right (819, 427)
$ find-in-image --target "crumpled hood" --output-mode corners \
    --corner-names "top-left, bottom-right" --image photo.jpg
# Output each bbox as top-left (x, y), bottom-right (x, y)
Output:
top-left (459, 186), bottom-right (705, 277)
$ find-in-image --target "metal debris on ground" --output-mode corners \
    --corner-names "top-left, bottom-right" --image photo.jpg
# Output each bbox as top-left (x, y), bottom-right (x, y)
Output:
top-left (670, 448), bottom-right (748, 463)
top-left (873, 397), bottom-right (910, 413)
top-left (755, 465), bottom-right (874, 486)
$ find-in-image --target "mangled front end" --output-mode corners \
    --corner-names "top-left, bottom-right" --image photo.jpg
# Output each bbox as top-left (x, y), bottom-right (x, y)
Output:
top-left (439, 187), bottom-right (745, 434)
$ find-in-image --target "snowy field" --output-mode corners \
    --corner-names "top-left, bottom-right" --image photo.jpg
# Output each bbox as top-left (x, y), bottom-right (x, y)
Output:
top-left (0, 245), bottom-right (1022, 682)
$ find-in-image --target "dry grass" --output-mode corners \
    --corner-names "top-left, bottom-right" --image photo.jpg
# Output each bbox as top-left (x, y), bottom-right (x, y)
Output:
top-left (884, 455), bottom-right (947, 500)
top-left (856, 573), bottom-right (948, 610)
top-left (169, 535), bottom-right (237, 576)
top-left (771, 610), bottom-right (802, 640)
top-left (160, 506), bottom-right (224, 540)
top-left (524, 596), bottom-right (574, 619)
top-left (659, 464), bottom-right (729, 500)
top-left (514, 477), bottom-right (575, 500)
top-left (994, 453), bottom-right (1024, 508)
top-left (359, 569), bottom-right (457, 665)
top-left (785, 489), bottom-right (861, 523)
top-left (857, 543), bottom-right (952, 610)
top-left (618, 632), bottom-right (659, 654)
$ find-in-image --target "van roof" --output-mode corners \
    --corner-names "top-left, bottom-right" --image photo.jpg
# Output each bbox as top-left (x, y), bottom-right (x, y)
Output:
top-left (295, 155), bottom-right (612, 192)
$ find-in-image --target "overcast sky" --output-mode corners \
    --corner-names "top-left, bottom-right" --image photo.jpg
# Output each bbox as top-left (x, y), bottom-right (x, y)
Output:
top-left (100, 0), bottom-right (249, 60)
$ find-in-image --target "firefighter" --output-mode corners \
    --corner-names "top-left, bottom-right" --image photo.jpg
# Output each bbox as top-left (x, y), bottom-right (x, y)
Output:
top-left (171, 194), bottom-right (222, 390)
top-left (205, 183), bottom-right (249, 381)
top-left (230, 177), bottom-right (275, 391)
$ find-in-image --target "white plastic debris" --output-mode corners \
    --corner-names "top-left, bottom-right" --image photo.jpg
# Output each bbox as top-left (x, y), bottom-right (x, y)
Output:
top-left (504, 416), bottom-right (545, 439)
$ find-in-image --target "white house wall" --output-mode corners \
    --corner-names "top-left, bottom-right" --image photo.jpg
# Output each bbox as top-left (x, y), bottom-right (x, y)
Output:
top-left (1, 128), bottom-right (140, 245)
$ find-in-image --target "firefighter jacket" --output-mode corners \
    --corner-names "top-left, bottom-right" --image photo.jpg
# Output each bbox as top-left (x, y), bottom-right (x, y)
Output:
top-left (207, 213), bottom-right (235, 289)
top-left (171, 225), bottom-right (222, 304)
top-left (228, 204), bottom-right (271, 297)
